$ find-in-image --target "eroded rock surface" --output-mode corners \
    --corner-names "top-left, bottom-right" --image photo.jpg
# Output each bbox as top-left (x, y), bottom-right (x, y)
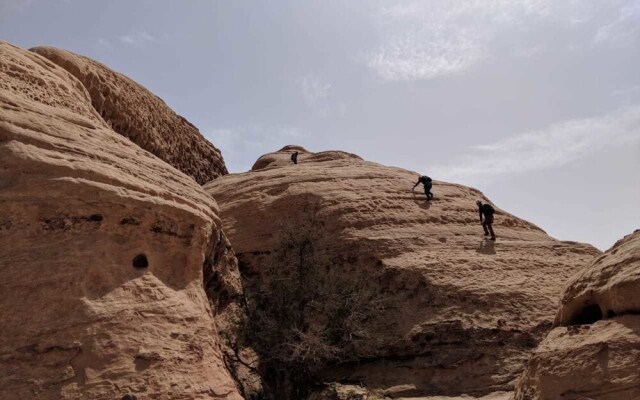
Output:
top-left (0, 41), bottom-right (241, 400)
top-left (205, 146), bottom-right (600, 397)
top-left (30, 46), bottom-right (227, 184)
top-left (515, 230), bottom-right (640, 400)
top-left (308, 384), bottom-right (511, 400)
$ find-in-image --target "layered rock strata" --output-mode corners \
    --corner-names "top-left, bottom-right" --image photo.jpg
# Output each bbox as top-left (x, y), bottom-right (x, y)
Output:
top-left (30, 46), bottom-right (227, 185)
top-left (205, 146), bottom-right (600, 397)
top-left (515, 230), bottom-right (640, 400)
top-left (0, 41), bottom-right (241, 400)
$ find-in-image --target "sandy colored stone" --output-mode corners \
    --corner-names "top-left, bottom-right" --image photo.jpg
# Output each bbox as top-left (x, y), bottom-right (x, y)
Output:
top-left (515, 230), bottom-right (640, 400)
top-left (308, 383), bottom-right (512, 400)
top-left (30, 46), bottom-right (227, 185)
top-left (308, 382), bottom-right (512, 400)
top-left (0, 41), bottom-right (242, 399)
top-left (556, 230), bottom-right (640, 326)
top-left (205, 146), bottom-right (599, 397)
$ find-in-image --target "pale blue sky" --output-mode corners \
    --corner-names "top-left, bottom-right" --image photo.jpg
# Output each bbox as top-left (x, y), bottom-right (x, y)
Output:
top-left (2, 0), bottom-right (639, 250)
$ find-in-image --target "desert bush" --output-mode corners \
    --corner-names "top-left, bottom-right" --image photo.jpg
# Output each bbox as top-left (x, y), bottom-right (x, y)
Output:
top-left (236, 199), bottom-right (387, 400)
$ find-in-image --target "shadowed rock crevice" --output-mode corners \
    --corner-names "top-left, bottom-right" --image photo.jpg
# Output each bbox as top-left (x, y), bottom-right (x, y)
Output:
top-left (203, 229), bottom-right (265, 398)
top-left (516, 230), bottom-right (640, 400)
top-left (567, 303), bottom-right (603, 326)
top-left (206, 146), bottom-right (600, 399)
top-left (0, 40), bottom-right (242, 400)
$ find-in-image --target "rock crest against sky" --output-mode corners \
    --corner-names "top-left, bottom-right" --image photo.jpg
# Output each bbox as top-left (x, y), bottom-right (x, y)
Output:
top-left (1, 1), bottom-right (638, 249)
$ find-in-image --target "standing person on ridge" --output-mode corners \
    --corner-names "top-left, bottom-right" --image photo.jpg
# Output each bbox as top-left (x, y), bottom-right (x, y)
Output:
top-left (476, 200), bottom-right (496, 240)
top-left (291, 151), bottom-right (298, 164)
top-left (412, 175), bottom-right (433, 201)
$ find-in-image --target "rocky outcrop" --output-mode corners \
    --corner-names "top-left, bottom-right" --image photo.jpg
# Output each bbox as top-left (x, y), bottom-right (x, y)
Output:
top-left (308, 383), bottom-right (512, 400)
top-left (0, 41), bottom-right (241, 399)
top-left (205, 146), bottom-right (600, 398)
top-left (515, 230), bottom-right (640, 400)
top-left (203, 232), bottom-right (264, 398)
top-left (30, 46), bottom-right (227, 185)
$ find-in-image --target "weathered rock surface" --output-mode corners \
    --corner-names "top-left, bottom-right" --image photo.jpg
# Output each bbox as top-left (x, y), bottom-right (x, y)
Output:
top-left (308, 384), bottom-right (511, 400)
top-left (515, 230), bottom-right (640, 400)
top-left (30, 46), bottom-right (227, 185)
top-left (203, 232), bottom-right (264, 398)
top-left (0, 41), bottom-right (241, 399)
top-left (205, 146), bottom-right (600, 397)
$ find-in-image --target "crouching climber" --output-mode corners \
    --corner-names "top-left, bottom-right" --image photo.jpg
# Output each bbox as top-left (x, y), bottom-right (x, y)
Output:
top-left (291, 151), bottom-right (299, 164)
top-left (476, 200), bottom-right (496, 240)
top-left (412, 175), bottom-right (433, 201)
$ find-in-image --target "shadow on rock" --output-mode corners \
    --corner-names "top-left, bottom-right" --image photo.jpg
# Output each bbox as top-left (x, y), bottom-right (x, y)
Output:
top-left (476, 239), bottom-right (496, 255)
top-left (412, 192), bottom-right (431, 210)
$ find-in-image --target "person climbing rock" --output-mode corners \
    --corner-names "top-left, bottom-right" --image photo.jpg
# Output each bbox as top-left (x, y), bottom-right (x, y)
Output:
top-left (476, 200), bottom-right (496, 240)
top-left (291, 151), bottom-right (298, 164)
top-left (412, 175), bottom-right (433, 201)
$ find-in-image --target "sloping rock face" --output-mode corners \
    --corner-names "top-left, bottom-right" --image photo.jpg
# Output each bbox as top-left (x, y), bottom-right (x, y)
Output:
top-left (0, 41), bottom-right (242, 399)
top-left (515, 230), bottom-right (640, 400)
top-left (205, 146), bottom-right (600, 397)
top-left (30, 46), bottom-right (227, 185)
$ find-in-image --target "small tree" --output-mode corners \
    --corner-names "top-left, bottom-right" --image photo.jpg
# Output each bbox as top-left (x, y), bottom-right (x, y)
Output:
top-left (236, 198), bottom-right (387, 400)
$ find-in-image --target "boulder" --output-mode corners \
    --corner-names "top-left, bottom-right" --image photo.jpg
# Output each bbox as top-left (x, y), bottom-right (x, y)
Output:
top-left (30, 46), bottom-right (227, 185)
top-left (515, 230), bottom-right (640, 400)
top-left (0, 40), bottom-right (242, 399)
top-left (205, 146), bottom-right (600, 397)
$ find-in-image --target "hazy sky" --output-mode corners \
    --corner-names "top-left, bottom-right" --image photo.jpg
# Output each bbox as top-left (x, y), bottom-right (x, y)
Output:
top-left (2, 0), bottom-right (639, 250)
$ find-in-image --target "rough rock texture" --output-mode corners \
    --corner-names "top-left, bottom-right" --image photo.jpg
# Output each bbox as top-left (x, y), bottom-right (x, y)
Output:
top-left (203, 232), bottom-right (264, 398)
top-left (30, 46), bottom-right (227, 185)
top-left (0, 41), bottom-right (242, 399)
top-left (515, 230), bottom-right (640, 400)
top-left (251, 145), bottom-right (362, 171)
top-left (308, 384), bottom-right (511, 400)
top-left (205, 146), bottom-right (600, 397)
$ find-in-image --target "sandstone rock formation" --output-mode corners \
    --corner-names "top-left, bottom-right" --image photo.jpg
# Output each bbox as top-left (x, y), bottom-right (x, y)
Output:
top-left (30, 46), bottom-right (227, 185)
top-left (515, 230), bottom-right (640, 400)
top-left (205, 146), bottom-right (600, 398)
top-left (308, 384), bottom-right (512, 400)
top-left (0, 41), bottom-right (241, 399)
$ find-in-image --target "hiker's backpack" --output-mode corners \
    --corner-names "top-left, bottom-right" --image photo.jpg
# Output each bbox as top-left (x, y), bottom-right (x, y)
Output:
top-left (420, 176), bottom-right (432, 184)
top-left (483, 204), bottom-right (495, 216)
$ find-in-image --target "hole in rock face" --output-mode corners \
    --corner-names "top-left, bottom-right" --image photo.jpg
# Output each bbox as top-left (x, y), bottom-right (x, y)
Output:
top-left (88, 214), bottom-right (103, 222)
top-left (607, 309), bottom-right (617, 318)
top-left (570, 303), bottom-right (603, 325)
top-left (132, 254), bottom-right (148, 269)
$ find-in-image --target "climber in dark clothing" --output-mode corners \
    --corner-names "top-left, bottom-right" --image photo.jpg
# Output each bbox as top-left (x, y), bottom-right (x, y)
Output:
top-left (412, 175), bottom-right (433, 201)
top-left (477, 200), bottom-right (496, 240)
top-left (291, 151), bottom-right (298, 164)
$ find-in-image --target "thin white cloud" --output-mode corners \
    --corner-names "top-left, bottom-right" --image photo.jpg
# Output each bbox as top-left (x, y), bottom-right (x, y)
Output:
top-left (368, 0), bottom-right (554, 81)
top-left (431, 105), bottom-right (640, 183)
top-left (367, 0), bottom-right (640, 81)
top-left (368, 28), bottom-right (483, 81)
top-left (298, 74), bottom-right (332, 117)
top-left (594, 2), bottom-right (640, 45)
top-left (119, 35), bottom-right (135, 44)
top-left (118, 32), bottom-right (155, 46)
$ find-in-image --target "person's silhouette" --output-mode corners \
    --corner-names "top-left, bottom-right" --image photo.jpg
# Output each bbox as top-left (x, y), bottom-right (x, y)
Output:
top-left (476, 200), bottom-right (496, 240)
top-left (412, 175), bottom-right (433, 201)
